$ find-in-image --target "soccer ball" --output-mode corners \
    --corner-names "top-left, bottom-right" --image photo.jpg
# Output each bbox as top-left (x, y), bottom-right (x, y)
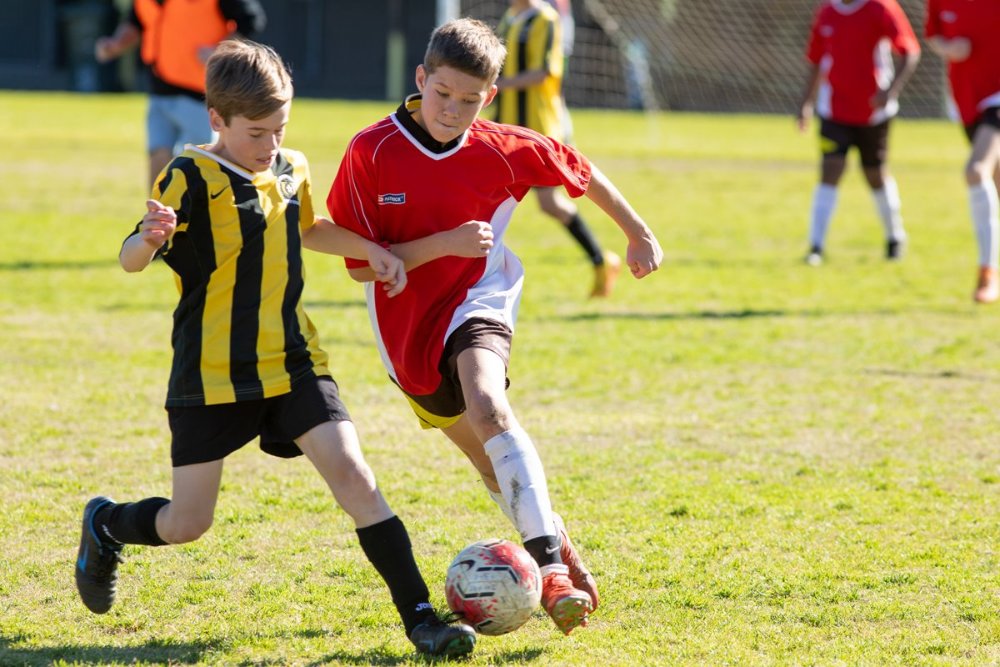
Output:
top-left (445, 538), bottom-right (542, 635)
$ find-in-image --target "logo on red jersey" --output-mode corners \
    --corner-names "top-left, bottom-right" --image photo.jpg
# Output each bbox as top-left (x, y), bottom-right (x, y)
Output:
top-left (378, 193), bottom-right (406, 205)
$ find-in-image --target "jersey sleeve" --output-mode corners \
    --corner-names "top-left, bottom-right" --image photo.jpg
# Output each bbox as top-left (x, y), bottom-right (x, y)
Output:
top-left (122, 161), bottom-right (192, 256)
top-left (805, 5), bottom-right (827, 65)
top-left (326, 134), bottom-right (380, 270)
top-left (297, 154), bottom-right (316, 235)
top-left (925, 0), bottom-right (942, 38)
top-left (884, 0), bottom-right (920, 53)
top-left (508, 128), bottom-right (592, 198)
top-left (536, 11), bottom-right (564, 78)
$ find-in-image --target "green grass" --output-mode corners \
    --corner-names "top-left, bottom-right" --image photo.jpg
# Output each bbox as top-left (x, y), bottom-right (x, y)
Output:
top-left (1, 90), bottom-right (999, 666)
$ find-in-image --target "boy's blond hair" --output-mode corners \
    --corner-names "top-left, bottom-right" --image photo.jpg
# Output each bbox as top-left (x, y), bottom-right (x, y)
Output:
top-left (424, 18), bottom-right (506, 83)
top-left (206, 39), bottom-right (293, 123)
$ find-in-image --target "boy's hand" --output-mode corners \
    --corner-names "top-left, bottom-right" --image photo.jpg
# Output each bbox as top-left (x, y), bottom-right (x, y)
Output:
top-left (626, 232), bottom-right (663, 279)
top-left (944, 37), bottom-right (971, 62)
top-left (141, 199), bottom-right (177, 248)
top-left (367, 244), bottom-right (408, 297)
top-left (446, 221), bottom-right (494, 257)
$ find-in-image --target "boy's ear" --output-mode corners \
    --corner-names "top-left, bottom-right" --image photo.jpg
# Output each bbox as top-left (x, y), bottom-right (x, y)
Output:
top-left (208, 107), bottom-right (226, 132)
top-left (415, 64), bottom-right (426, 92)
top-left (484, 84), bottom-right (498, 107)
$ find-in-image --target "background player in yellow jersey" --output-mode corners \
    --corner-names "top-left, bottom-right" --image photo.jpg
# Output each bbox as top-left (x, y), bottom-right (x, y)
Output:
top-left (494, 0), bottom-right (622, 298)
top-left (74, 39), bottom-right (475, 658)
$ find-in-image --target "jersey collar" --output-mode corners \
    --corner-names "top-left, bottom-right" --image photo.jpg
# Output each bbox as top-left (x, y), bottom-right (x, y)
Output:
top-left (393, 95), bottom-right (465, 156)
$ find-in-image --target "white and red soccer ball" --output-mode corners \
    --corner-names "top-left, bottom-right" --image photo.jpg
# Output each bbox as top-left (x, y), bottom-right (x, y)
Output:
top-left (445, 538), bottom-right (542, 635)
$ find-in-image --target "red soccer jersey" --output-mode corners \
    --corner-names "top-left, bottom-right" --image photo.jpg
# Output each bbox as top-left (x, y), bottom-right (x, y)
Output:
top-left (806, 0), bottom-right (920, 126)
top-left (926, 0), bottom-right (1000, 126)
top-left (327, 98), bottom-right (592, 396)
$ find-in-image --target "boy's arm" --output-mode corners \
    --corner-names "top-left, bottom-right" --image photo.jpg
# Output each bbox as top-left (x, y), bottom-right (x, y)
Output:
top-left (927, 36), bottom-right (971, 62)
top-left (583, 166), bottom-right (662, 279)
top-left (872, 49), bottom-right (920, 108)
top-left (302, 217), bottom-right (407, 296)
top-left (796, 64), bottom-right (822, 133)
top-left (121, 200), bottom-right (176, 273)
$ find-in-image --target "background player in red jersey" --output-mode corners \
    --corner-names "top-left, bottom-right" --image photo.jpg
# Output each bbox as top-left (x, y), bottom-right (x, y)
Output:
top-left (926, 0), bottom-right (1000, 303)
top-left (314, 18), bottom-right (661, 636)
top-left (797, 0), bottom-right (920, 266)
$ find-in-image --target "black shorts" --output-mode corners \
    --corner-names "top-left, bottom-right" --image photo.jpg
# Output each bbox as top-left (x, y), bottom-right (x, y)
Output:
top-left (167, 375), bottom-right (351, 466)
top-left (963, 107), bottom-right (1000, 143)
top-left (819, 118), bottom-right (890, 167)
top-left (399, 318), bottom-right (513, 429)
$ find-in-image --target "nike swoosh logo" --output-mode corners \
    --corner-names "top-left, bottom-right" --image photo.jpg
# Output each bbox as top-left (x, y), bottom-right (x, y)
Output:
top-left (77, 543), bottom-right (88, 571)
top-left (545, 544), bottom-right (560, 554)
top-left (210, 186), bottom-right (229, 200)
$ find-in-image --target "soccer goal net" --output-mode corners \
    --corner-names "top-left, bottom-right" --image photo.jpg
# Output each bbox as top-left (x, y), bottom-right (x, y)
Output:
top-left (458, 0), bottom-right (949, 117)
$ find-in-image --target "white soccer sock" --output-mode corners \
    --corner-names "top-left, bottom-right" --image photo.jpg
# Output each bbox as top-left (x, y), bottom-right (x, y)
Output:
top-left (487, 488), bottom-right (516, 525)
top-left (809, 183), bottom-right (839, 249)
top-left (969, 182), bottom-right (1000, 268)
top-left (872, 177), bottom-right (906, 242)
top-left (483, 428), bottom-right (556, 542)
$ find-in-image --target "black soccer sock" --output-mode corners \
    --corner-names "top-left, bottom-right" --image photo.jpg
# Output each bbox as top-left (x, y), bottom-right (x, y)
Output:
top-left (523, 535), bottom-right (562, 568)
top-left (356, 516), bottom-right (435, 636)
top-left (565, 214), bottom-right (605, 266)
top-left (94, 497), bottom-right (169, 546)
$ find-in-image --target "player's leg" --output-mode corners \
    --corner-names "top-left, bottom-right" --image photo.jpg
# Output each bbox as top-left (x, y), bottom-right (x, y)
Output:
top-left (534, 186), bottom-right (621, 298)
top-left (284, 378), bottom-right (473, 656)
top-left (860, 121), bottom-right (905, 260)
top-left (965, 117), bottom-right (1000, 303)
top-left (170, 94), bottom-right (217, 154)
top-left (807, 119), bottom-right (849, 265)
top-left (146, 95), bottom-right (176, 188)
top-left (441, 416), bottom-right (599, 609)
top-left (75, 399), bottom-right (260, 614)
top-left (455, 346), bottom-right (592, 633)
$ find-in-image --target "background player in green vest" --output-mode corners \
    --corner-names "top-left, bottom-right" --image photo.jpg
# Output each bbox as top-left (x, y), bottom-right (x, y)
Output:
top-left (74, 39), bottom-right (476, 658)
top-left (495, 0), bottom-right (622, 298)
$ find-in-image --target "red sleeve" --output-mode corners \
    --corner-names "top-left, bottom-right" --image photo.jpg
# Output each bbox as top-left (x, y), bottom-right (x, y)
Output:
top-left (504, 127), bottom-right (592, 198)
top-left (326, 133), bottom-right (380, 270)
top-left (884, 0), bottom-right (921, 53)
top-left (805, 6), bottom-right (825, 65)
top-left (925, 0), bottom-right (942, 38)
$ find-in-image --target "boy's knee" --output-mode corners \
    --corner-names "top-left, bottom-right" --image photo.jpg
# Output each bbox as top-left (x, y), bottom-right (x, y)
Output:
top-left (161, 512), bottom-right (213, 544)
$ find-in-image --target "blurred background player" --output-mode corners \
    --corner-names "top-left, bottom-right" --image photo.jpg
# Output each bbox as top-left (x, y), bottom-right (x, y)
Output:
top-left (95, 0), bottom-right (266, 187)
top-left (797, 0), bottom-right (920, 266)
top-left (926, 0), bottom-right (1000, 303)
top-left (494, 0), bottom-right (621, 298)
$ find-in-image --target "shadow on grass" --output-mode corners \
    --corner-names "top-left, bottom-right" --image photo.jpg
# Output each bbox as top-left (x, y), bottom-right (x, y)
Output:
top-left (300, 645), bottom-right (544, 666)
top-left (863, 367), bottom-right (999, 383)
top-left (0, 634), bottom-right (210, 666)
top-left (0, 259), bottom-right (119, 271)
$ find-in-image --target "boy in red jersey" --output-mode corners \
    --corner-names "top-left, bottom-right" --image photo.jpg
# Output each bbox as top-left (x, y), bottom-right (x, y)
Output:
top-left (319, 18), bottom-right (662, 635)
top-left (797, 0), bottom-right (920, 265)
top-left (926, 0), bottom-right (1000, 303)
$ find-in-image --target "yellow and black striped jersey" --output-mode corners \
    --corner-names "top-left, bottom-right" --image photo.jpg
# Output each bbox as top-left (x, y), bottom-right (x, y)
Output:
top-left (130, 145), bottom-right (331, 407)
top-left (495, 3), bottom-right (564, 139)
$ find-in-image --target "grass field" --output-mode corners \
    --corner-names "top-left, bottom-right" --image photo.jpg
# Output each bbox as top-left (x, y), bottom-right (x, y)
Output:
top-left (1, 90), bottom-right (999, 666)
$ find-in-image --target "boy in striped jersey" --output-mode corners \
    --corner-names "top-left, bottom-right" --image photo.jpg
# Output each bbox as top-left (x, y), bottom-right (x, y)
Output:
top-left (74, 39), bottom-right (475, 658)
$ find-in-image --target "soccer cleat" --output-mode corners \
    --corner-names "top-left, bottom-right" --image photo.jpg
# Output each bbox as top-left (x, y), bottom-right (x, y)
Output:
top-left (974, 266), bottom-right (999, 303)
top-left (886, 239), bottom-right (904, 261)
top-left (75, 496), bottom-right (123, 614)
top-left (408, 615), bottom-right (476, 656)
top-left (552, 513), bottom-right (599, 610)
top-left (540, 564), bottom-right (592, 635)
top-left (805, 246), bottom-right (823, 266)
top-left (590, 251), bottom-right (622, 298)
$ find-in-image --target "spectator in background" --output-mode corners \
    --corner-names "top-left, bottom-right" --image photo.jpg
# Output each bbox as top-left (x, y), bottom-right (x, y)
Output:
top-left (926, 0), bottom-right (1000, 303)
top-left (95, 0), bottom-right (266, 187)
top-left (796, 0), bottom-right (920, 267)
top-left (495, 0), bottom-right (622, 298)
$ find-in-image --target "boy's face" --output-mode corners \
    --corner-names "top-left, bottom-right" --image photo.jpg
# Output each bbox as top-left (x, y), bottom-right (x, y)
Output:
top-left (208, 102), bottom-right (290, 173)
top-left (415, 64), bottom-right (497, 144)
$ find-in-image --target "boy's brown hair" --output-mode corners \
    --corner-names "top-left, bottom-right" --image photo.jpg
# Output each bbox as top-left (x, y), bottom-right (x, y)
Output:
top-left (424, 18), bottom-right (506, 83)
top-left (206, 39), bottom-right (293, 123)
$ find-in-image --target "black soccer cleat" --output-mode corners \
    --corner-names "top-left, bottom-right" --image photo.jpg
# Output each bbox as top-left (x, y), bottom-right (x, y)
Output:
top-left (75, 496), bottom-right (123, 614)
top-left (409, 615), bottom-right (476, 657)
top-left (886, 239), bottom-right (904, 261)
